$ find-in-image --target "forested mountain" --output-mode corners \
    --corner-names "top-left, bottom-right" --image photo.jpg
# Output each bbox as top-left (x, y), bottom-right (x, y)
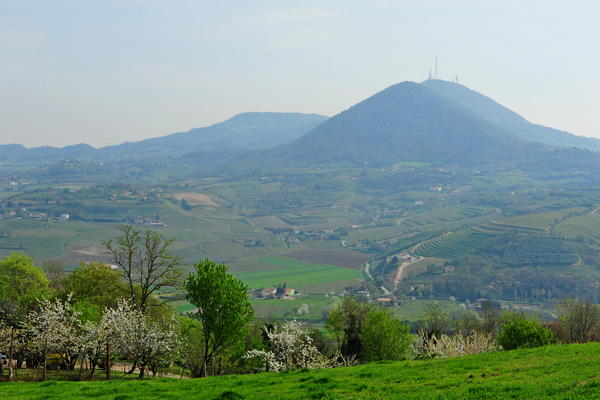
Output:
top-left (238, 82), bottom-right (539, 169)
top-left (227, 80), bottom-right (600, 172)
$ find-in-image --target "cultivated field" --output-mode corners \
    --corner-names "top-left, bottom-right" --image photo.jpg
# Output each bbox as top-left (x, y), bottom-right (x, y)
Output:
top-left (174, 192), bottom-right (219, 206)
top-left (234, 256), bottom-right (362, 292)
top-left (283, 249), bottom-right (370, 269)
top-left (413, 228), bottom-right (496, 259)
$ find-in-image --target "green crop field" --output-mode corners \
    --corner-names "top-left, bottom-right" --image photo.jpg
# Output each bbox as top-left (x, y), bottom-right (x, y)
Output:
top-left (555, 213), bottom-right (600, 238)
top-left (234, 256), bottom-right (362, 292)
top-left (393, 299), bottom-right (462, 322)
top-left (3, 343), bottom-right (600, 399)
top-left (413, 228), bottom-right (496, 258)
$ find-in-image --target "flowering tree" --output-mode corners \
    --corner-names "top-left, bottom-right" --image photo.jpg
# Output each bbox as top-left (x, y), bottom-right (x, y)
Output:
top-left (26, 296), bottom-right (84, 372)
top-left (245, 321), bottom-right (326, 372)
top-left (101, 300), bottom-right (179, 379)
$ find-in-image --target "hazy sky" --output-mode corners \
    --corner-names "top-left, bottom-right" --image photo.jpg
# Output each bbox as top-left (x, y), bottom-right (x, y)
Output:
top-left (1, 0), bottom-right (599, 148)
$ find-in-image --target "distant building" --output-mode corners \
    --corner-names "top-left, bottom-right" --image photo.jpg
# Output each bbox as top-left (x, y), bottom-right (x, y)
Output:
top-left (377, 297), bottom-right (393, 306)
top-left (28, 212), bottom-right (47, 220)
top-left (58, 213), bottom-right (70, 221)
top-left (261, 288), bottom-right (277, 298)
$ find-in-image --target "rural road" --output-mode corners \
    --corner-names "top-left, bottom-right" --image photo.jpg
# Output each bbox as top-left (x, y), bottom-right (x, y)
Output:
top-left (392, 256), bottom-right (422, 291)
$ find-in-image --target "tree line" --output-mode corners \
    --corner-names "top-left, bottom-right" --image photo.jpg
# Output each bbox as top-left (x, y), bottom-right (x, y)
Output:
top-left (1, 225), bottom-right (600, 381)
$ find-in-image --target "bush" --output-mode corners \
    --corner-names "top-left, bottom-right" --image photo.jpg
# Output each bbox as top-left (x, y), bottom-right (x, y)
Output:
top-left (416, 330), bottom-right (499, 359)
top-left (359, 309), bottom-right (412, 362)
top-left (497, 316), bottom-right (554, 350)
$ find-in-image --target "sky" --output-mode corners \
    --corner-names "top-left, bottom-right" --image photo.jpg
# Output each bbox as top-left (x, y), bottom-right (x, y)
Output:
top-left (1, 0), bottom-right (599, 148)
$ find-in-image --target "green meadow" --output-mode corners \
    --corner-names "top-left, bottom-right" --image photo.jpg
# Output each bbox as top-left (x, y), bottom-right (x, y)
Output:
top-left (234, 256), bottom-right (362, 291)
top-left (3, 343), bottom-right (600, 399)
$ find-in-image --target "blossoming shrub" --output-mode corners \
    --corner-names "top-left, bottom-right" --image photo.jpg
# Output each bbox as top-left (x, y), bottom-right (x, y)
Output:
top-left (416, 330), bottom-right (500, 359)
top-left (245, 320), bottom-right (334, 372)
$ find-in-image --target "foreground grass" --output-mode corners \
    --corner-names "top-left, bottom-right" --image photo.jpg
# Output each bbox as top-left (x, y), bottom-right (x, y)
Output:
top-left (3, 343), bottom-right (600, 399)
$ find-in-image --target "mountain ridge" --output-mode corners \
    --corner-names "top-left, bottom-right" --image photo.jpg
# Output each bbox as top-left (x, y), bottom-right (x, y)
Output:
top-left (0, 112), bottom-right (328, 163)
top-left (422, 79), bottom-right (600, 150)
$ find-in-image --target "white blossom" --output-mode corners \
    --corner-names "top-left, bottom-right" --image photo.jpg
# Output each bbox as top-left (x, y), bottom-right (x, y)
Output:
top-left (415, 330), bottom-right (500, 359)
top-left (26, 296), bottom-right (84, 369)
top-left (100, 300), bottom-right (179, 376)
top-left (245, 320), bottom-right (325, 372)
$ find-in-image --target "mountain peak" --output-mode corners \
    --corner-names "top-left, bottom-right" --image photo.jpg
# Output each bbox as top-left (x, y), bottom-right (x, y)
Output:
top-left (260, 79), bottom-right (526, 168)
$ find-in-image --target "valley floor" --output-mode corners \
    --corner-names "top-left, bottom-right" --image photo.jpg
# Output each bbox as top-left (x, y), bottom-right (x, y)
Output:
top-left (2, 343), bottom-right (600, 399)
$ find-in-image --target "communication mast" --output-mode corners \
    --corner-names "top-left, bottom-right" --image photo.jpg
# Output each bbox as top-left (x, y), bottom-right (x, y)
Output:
top-left (435, 56), bottom-right (438, 79)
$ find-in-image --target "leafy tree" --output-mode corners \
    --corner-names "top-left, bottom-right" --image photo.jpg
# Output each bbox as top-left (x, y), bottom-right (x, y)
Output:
top-left (325, 296), bottom-right (373, 358)
top-left (61, 262), bottom-right (128, 311)
top-left (454, 309), bottom-right (483, 335)
top-left (496, 315), bottom-right (554, 350)
top-left (557, 299), bottom-right (600, 343)
top-left (0, 253), bottom-right (50, 305)
top-left (360, 309), bottom-right (412, 362)
top-left (178, 317), bottom-right (205, 377)
top-left (481, 300), bottom-right (502, 335)
top-left (184, 259), bottom-right (254, 377)
top-left (422, 303), bottom-right (451, 339)
top-left (103, 225), bottom-right (183, 312)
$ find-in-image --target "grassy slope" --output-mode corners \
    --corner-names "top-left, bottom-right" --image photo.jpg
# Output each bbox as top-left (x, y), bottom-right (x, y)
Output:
top-left (3, 343), bottom-right (600, 399)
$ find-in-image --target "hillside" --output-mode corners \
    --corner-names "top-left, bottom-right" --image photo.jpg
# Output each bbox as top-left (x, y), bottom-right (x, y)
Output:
top-left (235, 81), bottom-right (542, 170)
top-left (0, 112), bottom-right (327, 163)
top-left (97, 112), bottom-right (328, 159)
top-left (2, 343), bottom-right (600, 399)
top-left (422, 79), bottom-right (600, 151)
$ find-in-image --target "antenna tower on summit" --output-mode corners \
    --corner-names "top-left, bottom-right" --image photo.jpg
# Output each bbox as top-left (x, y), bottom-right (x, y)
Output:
top-left (435, 56), bottom-right (438, 79)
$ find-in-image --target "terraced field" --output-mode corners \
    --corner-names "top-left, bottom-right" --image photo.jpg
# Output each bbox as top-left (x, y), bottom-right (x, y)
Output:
top-left (412, 228), bottom-right (497, 258)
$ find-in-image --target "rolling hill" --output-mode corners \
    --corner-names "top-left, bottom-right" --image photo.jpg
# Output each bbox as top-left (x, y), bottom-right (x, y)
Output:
top-left (97, 112), bottom-right (327, 159)
top-left (0, 112), bottom-right (327, 163)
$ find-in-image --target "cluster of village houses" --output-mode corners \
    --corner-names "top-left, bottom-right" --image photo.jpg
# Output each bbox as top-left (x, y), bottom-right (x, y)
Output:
top-left (0, 210), bottom-right (70, 221)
